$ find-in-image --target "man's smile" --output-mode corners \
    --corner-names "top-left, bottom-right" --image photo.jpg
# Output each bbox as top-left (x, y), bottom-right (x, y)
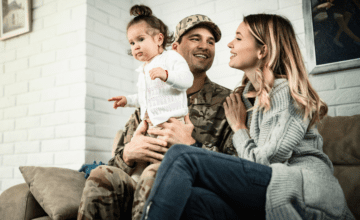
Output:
top-left (193, 52), bottom-right (210, 60)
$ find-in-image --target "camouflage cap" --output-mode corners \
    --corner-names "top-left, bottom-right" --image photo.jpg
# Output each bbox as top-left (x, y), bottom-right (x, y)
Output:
top-left (174, 14), bottom-right (221, 43)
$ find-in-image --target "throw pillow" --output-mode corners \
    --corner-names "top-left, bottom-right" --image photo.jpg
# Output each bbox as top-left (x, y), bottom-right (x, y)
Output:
top-left (19, 166), bottom-right (86, 220)
top-left (318, 114), bottom-right (360, 165)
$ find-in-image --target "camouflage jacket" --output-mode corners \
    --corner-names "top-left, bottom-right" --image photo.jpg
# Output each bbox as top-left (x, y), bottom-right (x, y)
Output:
top-left (108, 76), bottom-right (238, 174)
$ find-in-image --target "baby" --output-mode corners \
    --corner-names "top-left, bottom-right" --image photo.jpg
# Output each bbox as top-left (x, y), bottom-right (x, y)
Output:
top-left (108, 5), bottom-right (193, 182)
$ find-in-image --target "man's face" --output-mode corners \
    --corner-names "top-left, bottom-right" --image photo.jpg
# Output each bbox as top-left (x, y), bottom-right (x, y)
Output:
top-left (173, 27), bottom-right (216, 76)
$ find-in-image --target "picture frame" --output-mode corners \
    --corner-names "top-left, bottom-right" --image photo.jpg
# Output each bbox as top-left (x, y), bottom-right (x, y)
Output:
top-left (303, 0), bottom-right (360, 74)
top-left (1, 0), bottom-right (31, 40)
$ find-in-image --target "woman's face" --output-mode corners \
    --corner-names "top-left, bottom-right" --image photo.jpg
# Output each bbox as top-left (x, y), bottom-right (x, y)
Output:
top-left (227, 22), bottom-right (262, 73)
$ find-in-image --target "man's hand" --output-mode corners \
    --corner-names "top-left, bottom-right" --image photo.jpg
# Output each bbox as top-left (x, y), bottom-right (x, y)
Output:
top-left (147, 114), bottom-right (196, 147)
top-left (108, 96), bottom-right (127, 109)
top-left (123, 120), bottom-right (168, 167)
top-left (149, 67), bottom-right (167, 81)
top-left (224, 93), bottom-right (247, 132)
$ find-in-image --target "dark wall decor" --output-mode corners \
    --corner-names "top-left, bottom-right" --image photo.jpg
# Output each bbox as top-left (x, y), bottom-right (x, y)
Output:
top-left (303, 0), bottom-right (360, 74)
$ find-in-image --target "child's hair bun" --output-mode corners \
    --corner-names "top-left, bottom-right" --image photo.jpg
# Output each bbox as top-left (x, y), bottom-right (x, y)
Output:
top-left (130, 5), bottom-right (152, 17)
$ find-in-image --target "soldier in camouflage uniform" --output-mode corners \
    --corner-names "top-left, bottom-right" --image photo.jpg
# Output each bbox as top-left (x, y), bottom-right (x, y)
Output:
top-left (77, 14), bottom-right (238, 220)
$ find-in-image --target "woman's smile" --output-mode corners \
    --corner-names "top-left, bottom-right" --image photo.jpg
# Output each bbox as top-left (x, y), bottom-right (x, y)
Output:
top-left (227, 22), bottom-right (262, 73)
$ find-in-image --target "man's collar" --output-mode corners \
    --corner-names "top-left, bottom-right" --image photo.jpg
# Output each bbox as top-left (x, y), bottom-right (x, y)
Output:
top-left (190, 76), bottom-right (215, 105)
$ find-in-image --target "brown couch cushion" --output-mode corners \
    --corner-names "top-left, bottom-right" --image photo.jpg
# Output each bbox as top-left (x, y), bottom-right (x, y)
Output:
top-left (333, 165), bottom-right (360, 219)
top-left (318, 114), bottom-right (360, 165)
top-left (19, 166), bottom-right (86, 220)
top-left (0, 183), bottom-right (48, 220)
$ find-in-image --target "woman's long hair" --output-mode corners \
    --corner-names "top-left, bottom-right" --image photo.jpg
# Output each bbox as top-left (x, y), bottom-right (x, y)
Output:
top-left (235, 14), bottom-right (328, 128)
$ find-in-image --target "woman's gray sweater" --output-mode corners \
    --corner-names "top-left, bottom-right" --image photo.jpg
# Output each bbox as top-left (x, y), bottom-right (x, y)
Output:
top-left (232, 78), bottom-right (354, 219)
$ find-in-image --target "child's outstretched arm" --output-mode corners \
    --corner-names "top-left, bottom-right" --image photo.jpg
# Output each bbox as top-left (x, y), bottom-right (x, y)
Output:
top-left (108, 96), bottom-right (127, 109)
top-left (108, 94), bottom-right (140, 109)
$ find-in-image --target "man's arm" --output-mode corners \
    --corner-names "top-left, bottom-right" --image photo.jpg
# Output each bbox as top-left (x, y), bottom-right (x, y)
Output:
top-left (148, 114), bottom-right (196, 147)
top-left (108, 108), bottom-right (168, 174)
top-left (108, 108), bottom-right (141, 173)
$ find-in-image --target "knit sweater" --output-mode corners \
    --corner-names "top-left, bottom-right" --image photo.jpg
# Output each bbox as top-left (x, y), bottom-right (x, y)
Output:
top-left (125, 50), bottom-right (194, 126)
top-left (232, 78), bottom-right (354, 220)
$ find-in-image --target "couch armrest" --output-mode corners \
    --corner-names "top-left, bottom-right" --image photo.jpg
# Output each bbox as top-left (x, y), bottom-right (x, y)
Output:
top-left (333, 165), bottom-right (360, 219)
top-left (0, 183), bottom-right (48, 220)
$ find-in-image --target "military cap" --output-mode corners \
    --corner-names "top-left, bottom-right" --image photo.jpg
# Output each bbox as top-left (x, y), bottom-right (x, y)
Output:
top-left (174, 14), bottom-right (221, 42)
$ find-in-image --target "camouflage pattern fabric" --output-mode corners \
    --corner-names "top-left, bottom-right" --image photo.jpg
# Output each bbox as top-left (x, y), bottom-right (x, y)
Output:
top-left (131, 115), bottom-right (185, 183)
top-left (78, 77), bottom-right (237, 220)
top-left (143, 112), bottom-right (185, 140)
top-left (77, 165), bottom-right (137, 220)
top-left (131, 163), bottom-right (160, 220)
top-left (174, 14), bottom-right (221, 42)
top-left (109, 76), bottom-right (237, 172)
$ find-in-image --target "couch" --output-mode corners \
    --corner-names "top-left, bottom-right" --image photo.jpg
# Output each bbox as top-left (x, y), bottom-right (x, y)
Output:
top-left (0, 114), bottom-right (359, 220)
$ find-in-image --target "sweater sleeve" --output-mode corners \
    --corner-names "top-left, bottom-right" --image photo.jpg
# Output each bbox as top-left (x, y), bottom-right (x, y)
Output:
top-left (164, 50), bottom-right (194, 91)
top-left (232, 87), bottom-right (309, 165)
top-left (125, 93), bottom-right (140, 108)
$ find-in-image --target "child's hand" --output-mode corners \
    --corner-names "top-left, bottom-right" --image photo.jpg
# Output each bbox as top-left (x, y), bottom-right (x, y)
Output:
top-left (149, 67), bottom-right (168, 81)
top-left (108, 96), bottom-right (127, 109)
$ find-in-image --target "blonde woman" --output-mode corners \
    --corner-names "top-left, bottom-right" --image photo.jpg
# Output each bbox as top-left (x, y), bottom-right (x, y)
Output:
top-left (140, 14), bottom-right (354, 220)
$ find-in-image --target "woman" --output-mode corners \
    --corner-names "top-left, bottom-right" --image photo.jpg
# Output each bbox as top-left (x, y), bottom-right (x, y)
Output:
top-left (140, 14), bottom-right (355, 220)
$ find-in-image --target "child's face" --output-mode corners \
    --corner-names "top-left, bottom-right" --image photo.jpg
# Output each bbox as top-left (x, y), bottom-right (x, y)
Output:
top-left (128, 22), bottom-right (161, 63)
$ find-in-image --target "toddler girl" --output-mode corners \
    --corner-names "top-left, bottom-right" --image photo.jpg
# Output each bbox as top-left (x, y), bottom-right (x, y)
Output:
top-left (108, 5), bottom-right (193, 182)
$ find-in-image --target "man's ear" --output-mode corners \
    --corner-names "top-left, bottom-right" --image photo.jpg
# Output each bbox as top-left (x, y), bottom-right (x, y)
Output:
top-left (257, 45), bottom-right (268, 60)
top-left (172, 42), bottom-right (179, 51)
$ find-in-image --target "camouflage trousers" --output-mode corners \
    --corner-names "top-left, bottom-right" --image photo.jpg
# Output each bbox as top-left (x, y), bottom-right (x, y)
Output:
top-left (77, 163), bottom-right (160, 220)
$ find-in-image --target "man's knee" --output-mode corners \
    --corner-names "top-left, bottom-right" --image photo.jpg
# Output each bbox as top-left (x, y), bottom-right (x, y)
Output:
top-left (88, 165), bottom-right (108, 178)
top-left (87, 165), bottom-right (136, 192)
top-left (87, 165), bottom-right (115, 191)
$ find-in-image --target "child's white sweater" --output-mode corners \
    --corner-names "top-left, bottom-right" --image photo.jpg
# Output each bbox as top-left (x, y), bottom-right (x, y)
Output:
top-left (125, 50), bottom-right (193, 126)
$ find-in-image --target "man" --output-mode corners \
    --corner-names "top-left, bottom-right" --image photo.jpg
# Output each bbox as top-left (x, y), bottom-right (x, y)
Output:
top-left (77, 14), bottom-right (237, 220)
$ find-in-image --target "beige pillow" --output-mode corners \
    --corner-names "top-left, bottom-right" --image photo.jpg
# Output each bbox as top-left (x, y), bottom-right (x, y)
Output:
top-left (19, 166), bottom-right (86, 220)
top-left (318, 114), bottom-right (360, 165)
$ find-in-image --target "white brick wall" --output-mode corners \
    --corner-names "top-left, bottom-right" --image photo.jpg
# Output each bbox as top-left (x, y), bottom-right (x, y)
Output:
top-left (84, 0), bottom-right (136, 167)
top-left (1, 0), bottom-right (359, 195)
top-left (0, 0), bottom-right (89, 193)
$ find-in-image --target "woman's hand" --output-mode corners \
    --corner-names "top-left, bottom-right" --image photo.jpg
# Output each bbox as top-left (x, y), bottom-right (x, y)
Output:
top-left (223, 93), bottom-right (247, 132)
